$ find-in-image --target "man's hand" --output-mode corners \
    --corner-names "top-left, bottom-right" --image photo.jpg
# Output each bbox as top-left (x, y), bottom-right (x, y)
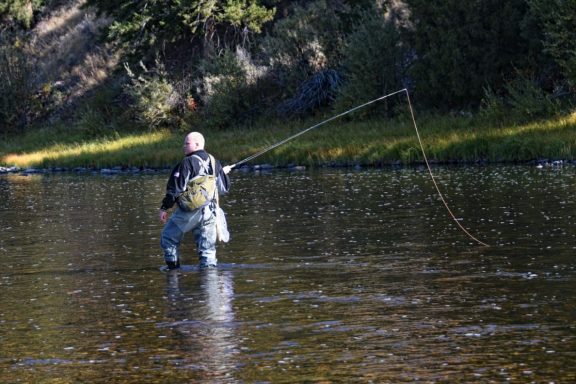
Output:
top-left (159, 209), bottom-right (168, 223)
top-left (223, 165), bottom-right (233, 174)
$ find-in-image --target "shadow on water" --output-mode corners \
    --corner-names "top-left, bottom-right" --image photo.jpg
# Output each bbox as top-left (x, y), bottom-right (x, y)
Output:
top-left (0, 165), bottom-right (575, 382)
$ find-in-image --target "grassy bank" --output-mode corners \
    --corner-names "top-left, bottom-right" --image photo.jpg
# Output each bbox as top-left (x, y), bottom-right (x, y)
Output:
top-left (1, 111), bottom-right (575, 170)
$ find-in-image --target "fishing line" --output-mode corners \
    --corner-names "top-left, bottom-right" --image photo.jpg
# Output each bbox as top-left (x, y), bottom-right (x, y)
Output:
top-left (229, 88), bottom-right (489, 247)
top-left (404, 91), bottom-right (490, 247)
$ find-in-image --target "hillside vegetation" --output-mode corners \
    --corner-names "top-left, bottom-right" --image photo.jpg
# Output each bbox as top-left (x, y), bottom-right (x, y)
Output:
top-left (1, 0), bottom-right (575, 167)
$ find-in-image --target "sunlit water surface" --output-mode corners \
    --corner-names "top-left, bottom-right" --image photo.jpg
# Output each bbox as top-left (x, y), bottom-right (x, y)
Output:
top-left (1, 165), bottom-right (575, 383)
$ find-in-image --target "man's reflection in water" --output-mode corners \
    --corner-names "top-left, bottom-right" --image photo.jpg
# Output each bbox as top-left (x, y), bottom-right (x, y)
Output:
top-left (165, 269), bottom-right (237, 380)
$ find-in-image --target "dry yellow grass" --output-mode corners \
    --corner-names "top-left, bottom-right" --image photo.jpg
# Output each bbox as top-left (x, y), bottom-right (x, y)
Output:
top-left (2, 131), bottom-right (171, 168)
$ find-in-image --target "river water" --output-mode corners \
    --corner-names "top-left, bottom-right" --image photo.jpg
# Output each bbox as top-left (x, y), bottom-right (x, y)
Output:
top-left (0, 165), bottom-right (574, 383)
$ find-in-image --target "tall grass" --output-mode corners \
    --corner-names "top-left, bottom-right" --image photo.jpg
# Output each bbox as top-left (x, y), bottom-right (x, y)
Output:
top-left (1, 111), bottom-right (575, 169)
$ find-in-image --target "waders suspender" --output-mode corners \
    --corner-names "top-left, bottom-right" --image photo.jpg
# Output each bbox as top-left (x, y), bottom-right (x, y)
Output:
top-left (203, 154), bottom-right (221, 208)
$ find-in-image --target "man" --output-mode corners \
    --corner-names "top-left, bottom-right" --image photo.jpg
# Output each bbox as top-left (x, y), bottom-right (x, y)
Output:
top-left (159, 132), bottom-right (232, 269)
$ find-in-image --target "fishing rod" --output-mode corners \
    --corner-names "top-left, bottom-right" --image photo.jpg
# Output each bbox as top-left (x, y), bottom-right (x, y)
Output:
top-left (228, 88), bottom-right (489, 247)
top-left (229, 88), bottom-right (407, 169)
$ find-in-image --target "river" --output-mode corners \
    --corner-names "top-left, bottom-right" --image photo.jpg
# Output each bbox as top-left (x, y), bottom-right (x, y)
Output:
top-left (0, 165), bottom-right (574, 383)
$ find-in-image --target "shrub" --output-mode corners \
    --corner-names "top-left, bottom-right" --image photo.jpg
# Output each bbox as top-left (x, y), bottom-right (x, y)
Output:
top-left (407, 0), bottom-right (544, 110)
top-left (479, 86), bottom-right (507, 123)
top-left (480, 74), bottom-right (561, 123)
top-left (0, 45), bottom-right (34, 134)
top-left (334, 8), bottom-right (408, 118)
top-left (528, 0), bottom-right (576, 86)
top-left (123, 60), bottom-right (189, 129)
top-left (197, 47), bottom-right (267, 130)
top-left (261, 0), bottom-right (346, 101)
top-left (89, 0), bottom-right (275, 58)
top-left (277, 69), bottom-right (342, 116)
top-left (0, 0), bottom-right (40, 29)
top-left (505, 76), bottom-right (561, 118)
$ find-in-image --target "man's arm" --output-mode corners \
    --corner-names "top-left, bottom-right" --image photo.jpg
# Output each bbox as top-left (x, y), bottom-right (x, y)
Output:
top-left (216, 161), bottom-right (231, 195)
top-left (159, 160), bottom-right (192, 218)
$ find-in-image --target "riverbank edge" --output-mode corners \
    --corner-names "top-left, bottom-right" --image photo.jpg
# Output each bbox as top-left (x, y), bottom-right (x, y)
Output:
top-left (1, 158), bottom-right (574, 176)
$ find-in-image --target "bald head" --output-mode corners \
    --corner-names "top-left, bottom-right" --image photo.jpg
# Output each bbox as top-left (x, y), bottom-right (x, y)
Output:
top-left (183, 132), bottom-right (205, 154)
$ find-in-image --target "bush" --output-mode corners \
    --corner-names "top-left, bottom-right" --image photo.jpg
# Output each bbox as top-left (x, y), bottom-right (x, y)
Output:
top-left (89, 0), bottom-right (275, 58)
top-left (123, 60), bottom-right (189, 129)
top-left (197, 48), bottom-right (266, 130)
top-left (407, 0), bottom-right (540, 109)
top-left (506, 76), bottom-right (561, 118)
top-left (334, 8), bottom-right (408, 117)
top-left (261, 0), bottom-right (346, 101)
top-left (0, 45), bottom-right (34, 134)
top-left (480, 74), bottom-right (561, 123)
top-left (528, 0), bottom-right (576, 86)
top-left (277, 69), bottom-right (342, 116)
top-left (0, 0), bottom-right (39, 29)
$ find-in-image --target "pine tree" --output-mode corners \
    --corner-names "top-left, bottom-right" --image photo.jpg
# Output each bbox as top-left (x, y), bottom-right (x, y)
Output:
top-left (406, 0), bottom-right (539, 109)
top-left (528, 0), bottom-right (576, 86)
top-left (87, 0), bottom-right (275, 58)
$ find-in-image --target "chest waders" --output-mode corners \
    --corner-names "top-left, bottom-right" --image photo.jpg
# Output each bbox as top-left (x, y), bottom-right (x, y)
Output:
top-left (163, 154), bottom-right (220, 270)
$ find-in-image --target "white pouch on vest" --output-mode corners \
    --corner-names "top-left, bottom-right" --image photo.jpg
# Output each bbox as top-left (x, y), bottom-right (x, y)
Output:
top-left (215, 207), bottom-right (230, 243)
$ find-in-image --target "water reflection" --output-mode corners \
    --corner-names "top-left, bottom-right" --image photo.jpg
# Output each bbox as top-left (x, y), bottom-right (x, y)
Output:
top-left (163, 269), bottom-right (238, 382)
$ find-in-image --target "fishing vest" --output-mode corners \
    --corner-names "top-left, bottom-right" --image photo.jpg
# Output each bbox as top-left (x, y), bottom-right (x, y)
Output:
top-left (177, 154), bottom-right (217, 211)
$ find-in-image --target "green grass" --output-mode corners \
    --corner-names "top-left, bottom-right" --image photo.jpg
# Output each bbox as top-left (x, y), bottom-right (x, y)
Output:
top-left (1, 111), bottom-right (575, 169)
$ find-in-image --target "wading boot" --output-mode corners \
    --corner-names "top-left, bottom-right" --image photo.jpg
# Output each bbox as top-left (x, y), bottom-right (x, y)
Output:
top-left (166, 259), bottom-right (181, 270)
top-left (199, 257), bottom-right (217, 270)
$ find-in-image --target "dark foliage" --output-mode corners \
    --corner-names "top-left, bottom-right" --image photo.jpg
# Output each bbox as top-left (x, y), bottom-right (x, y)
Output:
top-left (405, 0), bottom-right (547, 110)
top-left (278, 69), bottom-right (342, 115)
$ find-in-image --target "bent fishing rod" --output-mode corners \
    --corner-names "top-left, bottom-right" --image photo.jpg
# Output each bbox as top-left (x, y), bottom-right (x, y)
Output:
top-left (228, 88), bottom-right (489, 247)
